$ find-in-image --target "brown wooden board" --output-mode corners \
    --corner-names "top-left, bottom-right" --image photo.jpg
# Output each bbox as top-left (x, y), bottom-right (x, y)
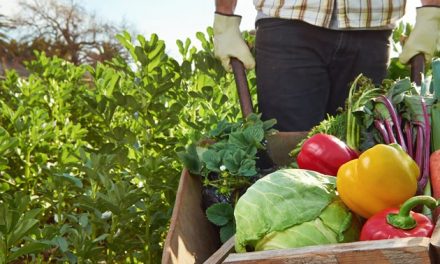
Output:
top-left (203, 236), bottom-right (235, 264)
top-left (162, 169), bottom-right (221, 264)
top-left (224, 238), bottom-right (432, 264)
top-left (429, 218), bottom-right (440, 263)
top-left (266, 131), bottom-right (308, 166)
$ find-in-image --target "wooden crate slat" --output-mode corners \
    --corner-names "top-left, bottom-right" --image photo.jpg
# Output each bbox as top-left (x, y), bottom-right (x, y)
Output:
top-left (162, 169), bottom-right (221, 264)
top-left (223, 238), bottom-right (431, 264)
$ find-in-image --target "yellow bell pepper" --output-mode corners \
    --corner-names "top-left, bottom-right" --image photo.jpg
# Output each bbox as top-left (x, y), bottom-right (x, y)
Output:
top-left (336, 143), bottom-right (419, 219)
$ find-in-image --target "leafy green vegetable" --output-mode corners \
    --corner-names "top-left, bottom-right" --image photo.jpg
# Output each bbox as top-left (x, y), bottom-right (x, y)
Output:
top-left (206, 203), bottom-right (235, 243)
top-left (345, 75), bottom-right (382, 151)
top-left (234, 169), bottom-right (360, 252)
top-left (178, 113), bottom-right (277, 197)
top-left (179, 113), bottom-right (277, 242)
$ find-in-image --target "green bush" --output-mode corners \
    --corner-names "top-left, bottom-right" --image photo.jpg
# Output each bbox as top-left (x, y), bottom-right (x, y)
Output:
top-left (0, 29), bottom-right (253, 263)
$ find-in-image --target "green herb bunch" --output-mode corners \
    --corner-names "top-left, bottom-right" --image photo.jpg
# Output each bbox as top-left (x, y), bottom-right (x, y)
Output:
top-left (178, 113), bottom-right (277, 197)
top-left (178, 113), bottom-right (276, 243)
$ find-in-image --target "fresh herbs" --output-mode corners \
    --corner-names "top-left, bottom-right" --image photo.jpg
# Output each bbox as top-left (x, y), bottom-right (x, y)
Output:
top-left (178, 113), bottom-right (277, 242)
top-left (345, 75), bottom-right (382, 151)
top-left (178, 113), bottom-right (277, 197)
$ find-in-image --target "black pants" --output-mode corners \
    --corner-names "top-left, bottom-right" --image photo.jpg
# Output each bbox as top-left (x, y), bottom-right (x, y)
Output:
top-left (255, 18), bottom-right (392, 132)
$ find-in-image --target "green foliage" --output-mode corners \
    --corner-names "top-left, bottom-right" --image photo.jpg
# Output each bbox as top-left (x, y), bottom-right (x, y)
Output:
top-left (0, 27), bottom-right (249, 263)
top-left (178, 113), bottom-right (276, 245)
top-left (387, 21), bottom-right (411, 80)
top-left (206, 203), bottom-right (235, 243)
top-left (0, 192), bottom-right (50, 263)
top-left (179, 113), bottom-right (276, 196)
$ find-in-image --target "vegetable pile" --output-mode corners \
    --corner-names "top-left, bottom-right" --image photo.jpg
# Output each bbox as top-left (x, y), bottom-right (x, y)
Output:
top-left (179, 58), bottom-right (440, 252)
top-left (290, 58), bottom-right (440, 243)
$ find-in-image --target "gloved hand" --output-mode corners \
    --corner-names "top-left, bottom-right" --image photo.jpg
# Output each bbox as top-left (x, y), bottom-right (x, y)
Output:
top-left (213, 13), bottom-right (255, 72)
top-left (400, 7), bottom-right (440, 64)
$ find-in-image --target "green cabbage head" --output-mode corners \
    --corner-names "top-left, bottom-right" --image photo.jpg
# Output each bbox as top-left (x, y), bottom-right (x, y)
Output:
top-left (234, 169), bottom-right (360, 252)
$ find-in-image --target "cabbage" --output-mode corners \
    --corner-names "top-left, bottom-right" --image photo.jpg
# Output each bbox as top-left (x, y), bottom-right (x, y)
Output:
top-left (234, 169), bottom-right (360, 252)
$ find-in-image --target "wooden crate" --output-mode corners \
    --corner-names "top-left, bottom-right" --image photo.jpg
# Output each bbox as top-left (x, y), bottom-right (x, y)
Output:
top-left (223, 236), bottom-right (438, 264)
top-left (161, 131), bottom-right (440, 264)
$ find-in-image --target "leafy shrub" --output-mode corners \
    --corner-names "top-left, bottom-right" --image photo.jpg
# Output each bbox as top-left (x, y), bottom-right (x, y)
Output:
top-left (0, 28), bottom-right (252, 263)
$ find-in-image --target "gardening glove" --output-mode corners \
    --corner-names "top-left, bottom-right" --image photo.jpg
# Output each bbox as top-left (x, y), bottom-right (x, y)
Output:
top-left (213, 13), bottom-right (255, 72)
top-left (400, 6), bottom-right (440, 64)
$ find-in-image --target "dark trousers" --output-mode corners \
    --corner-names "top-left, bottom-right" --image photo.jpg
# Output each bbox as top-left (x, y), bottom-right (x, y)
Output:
top-left (255, 18), bottom-right (392, 132)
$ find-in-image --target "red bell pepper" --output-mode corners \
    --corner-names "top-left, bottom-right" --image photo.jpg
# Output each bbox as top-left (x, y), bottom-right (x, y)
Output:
top-left (296, 133), bottom-right (358, 176)
top-left (360, 195), bottom-right (438, 241)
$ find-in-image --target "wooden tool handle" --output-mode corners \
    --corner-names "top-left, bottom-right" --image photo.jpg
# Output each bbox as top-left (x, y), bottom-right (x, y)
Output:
top-left (230, 58), bottom-right (254, 118)
top-left (410, 53), bottom-right (425, 86)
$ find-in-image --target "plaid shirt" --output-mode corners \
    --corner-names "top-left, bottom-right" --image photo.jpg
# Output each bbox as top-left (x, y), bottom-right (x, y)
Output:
top-left (254, 0), bottom-right (407, 29)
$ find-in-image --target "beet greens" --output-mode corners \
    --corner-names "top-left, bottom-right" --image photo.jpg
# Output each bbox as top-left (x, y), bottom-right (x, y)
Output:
top-left (346, 75), bottom-right (436, 193)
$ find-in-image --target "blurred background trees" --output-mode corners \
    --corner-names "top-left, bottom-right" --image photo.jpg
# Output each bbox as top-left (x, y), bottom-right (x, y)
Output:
top-left (0, 0), bottom-right (133, 71)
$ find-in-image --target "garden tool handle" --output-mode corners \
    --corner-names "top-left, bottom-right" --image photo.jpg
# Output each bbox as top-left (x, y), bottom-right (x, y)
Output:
top-left (230, 58), bottom-right (254, 118)
top-left (410, 53), bottom-right (425, 86)
top-left (230, 57), bottom-right (276, 170)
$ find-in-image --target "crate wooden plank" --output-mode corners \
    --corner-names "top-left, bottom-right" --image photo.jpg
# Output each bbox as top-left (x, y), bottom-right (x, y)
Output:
top-left (429, 218), bottom-right (440, 263)
top-left (162, 169), bottom-right (220, 264)
top-left (266, 131), bottom-right (308, 166)
top-left (223, 238), bottom-right (431, 264)
top-left (203, 236), bottom-right (235, 264)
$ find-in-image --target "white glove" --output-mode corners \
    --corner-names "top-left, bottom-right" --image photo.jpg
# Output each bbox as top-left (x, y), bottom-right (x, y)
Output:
top-left (213, 13), bottom-right (255, 72)
top-left (400, 7), bottom-right (440, 64)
